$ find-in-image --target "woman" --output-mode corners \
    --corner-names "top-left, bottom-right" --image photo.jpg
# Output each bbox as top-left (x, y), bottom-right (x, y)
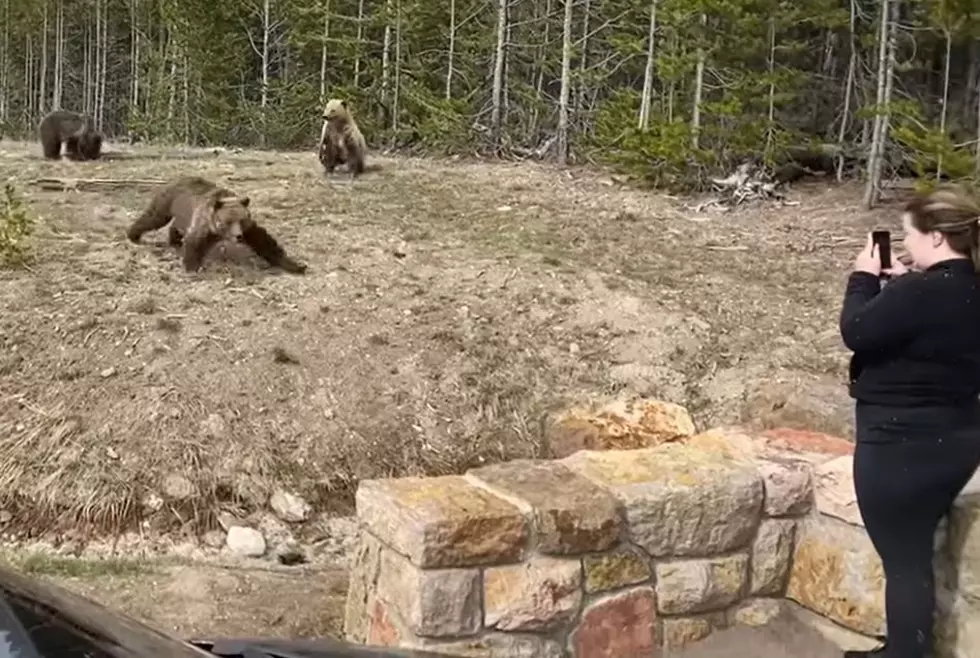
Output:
top-left (839, 185), bottom-right (980, 658)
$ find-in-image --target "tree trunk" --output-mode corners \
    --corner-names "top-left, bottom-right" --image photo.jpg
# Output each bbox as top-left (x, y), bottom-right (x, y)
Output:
top-left (863, 0), bottom-right (896, 209)
top-left (353, 0), bottom-right (364, 87)
top-left (445, 0), bottom-right (455, 99)
top-left (556, 0), bottom-right (574, 165)
top-left (489, 0), bottom-right (507, 149)
top-left (764, 15), bottom-right (776, 160)
top-left (691, 13), bottom-right (706, 149)
top-left (936, 28), bottom-right (951, 180)
top-left (836, 0), bottom-right (857, 181)
top-left (637, 0), bottom-right (657, 130)
top-left (319, 0), bottom-right (330, 101)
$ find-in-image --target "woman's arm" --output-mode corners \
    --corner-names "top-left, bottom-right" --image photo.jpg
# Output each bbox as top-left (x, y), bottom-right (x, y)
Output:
top-left (839, 271), bottom-right (922, 352)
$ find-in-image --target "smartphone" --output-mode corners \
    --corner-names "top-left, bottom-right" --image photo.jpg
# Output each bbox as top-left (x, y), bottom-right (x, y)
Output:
top-left (872, 230), bottom-right (892, 270)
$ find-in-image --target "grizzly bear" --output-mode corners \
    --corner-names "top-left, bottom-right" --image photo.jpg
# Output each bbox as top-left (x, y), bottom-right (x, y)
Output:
top-left (317, 98), bottom-right (368, 177)
top-left (38, 110), bottom-right (103, 161)
top-left (126, 176), bottom-right (307, 274)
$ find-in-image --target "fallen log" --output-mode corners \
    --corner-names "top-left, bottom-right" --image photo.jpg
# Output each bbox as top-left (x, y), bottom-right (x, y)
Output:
top-left (28, 177), bottom-right (168, 192)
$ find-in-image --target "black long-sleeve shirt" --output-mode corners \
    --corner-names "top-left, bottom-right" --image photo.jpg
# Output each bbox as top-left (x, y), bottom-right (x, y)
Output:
top-left (839, 258), bottom-right (980, 407)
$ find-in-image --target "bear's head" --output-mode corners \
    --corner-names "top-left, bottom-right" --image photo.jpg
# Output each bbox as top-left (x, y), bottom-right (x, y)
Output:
top-left (78, 131), bottom-right (102, 160)
top-left (201, 190), bottom-right (251, 240)
top-left (322, 98), bottom-right (349, 123)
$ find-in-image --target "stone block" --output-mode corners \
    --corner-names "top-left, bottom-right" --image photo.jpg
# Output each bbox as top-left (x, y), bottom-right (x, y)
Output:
top-left (376, 548), bottom-right (481, 638)
top-left (583, 547), bottom-right (652, 594)
top-left (750, 519), bottom-right (795, 596)
top-left (483, 555), bottom-right (582, 632)
top-left (355, 475), bottom-right (527, 568)
top-left (730, 598), bottom-right (783, 626)
top-left (758, 458), bottom-right (813, 516)
top-left (786, 514), bottom-right (885, 636)
top-left (662, 616), bottom-right (715, 650)
top-left (570, 587), bottom-right (658, 658)
top-left (655, 553), bottom-right (749, 614)
top-left (814, 455), bottom-right (863, 526)
top-left (546, 397), bottom-right (695, 459)
top-left (409, 633), bottom-right (566, 658)
top-left (947, 492), bottom-right (980, 599)
top-left (563, 443), bottom-right (763, 557)
top-left (936, 590), bottom-right (980, 658)
top-left (467, 459), bottom-right (622, 555)
top-left (343, 532), bottom-right (384, 643)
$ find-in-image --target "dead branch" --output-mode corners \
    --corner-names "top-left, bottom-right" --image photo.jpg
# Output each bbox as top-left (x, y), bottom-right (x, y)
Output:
top-left (684, 161), bottom-right (797, 213)
top-left (29, 177), bottom-right (168, 192)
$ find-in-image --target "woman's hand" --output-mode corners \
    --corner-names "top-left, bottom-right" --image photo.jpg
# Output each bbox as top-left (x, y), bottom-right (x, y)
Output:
top-left (854, 233), bottom-right (881, 276)
top-left (883, 258), bottom-right (910, 277)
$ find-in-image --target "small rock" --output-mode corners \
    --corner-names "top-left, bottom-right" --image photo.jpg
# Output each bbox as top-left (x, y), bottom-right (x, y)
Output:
top-left (270, 489), bottom-right (312, 523)
top-left (226, 526), bottom-right (266, 557)
top-left (200, 413), bottom-right (227, 439)
top-left (142, 492), bottom-right (164, 513)
top-left (105, 446), bottom-right (119, 460)
top-left (100, 367), bottom-right (116, 378)
top-left (202, 529), bottom-right (226, 549)
top-left (162, 474), bottom-right (195, 500)
top-left (569, 342), bottom-right (580, 355)
top-left (276, 541), bottom-right (307, 565)
top-left (0, 511), bottom-right (12, 525)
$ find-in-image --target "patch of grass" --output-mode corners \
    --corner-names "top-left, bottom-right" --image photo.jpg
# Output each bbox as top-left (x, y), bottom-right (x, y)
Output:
top-left (0, 552), bottom-right (154, 579)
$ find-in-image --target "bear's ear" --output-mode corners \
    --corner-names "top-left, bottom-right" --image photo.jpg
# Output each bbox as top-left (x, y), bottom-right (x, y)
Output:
top-left (239, 195), bottom-right (250, 207)
top-left (212, 196), bottom-right (225, 209)
top-left (340, 100), bottom-right (347, 107)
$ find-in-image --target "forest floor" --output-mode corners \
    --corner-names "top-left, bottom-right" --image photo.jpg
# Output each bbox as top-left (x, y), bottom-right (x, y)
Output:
top-left (0, 139), bottom-right (899, 536)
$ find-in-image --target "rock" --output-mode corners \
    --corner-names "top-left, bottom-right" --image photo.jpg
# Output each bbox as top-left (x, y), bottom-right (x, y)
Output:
top-left (570, 586), bottom-right (658, 658)
top-left (731, 598), bottom-right (784, 626)
top-left (466, 460), bottom-right (622, 555)
top-left (739, 374), bottom-right (855, 439)
top-left (355, 475), bottom-right (527, 568)
top-left (366, 599), bottom-right (402, 647)
top-left (200, 413), bottom-right (227, 439)
top-left (758, 458), bottom-right (813, 516)
top-left (344, 534), bottom-right (385, 643)
top-left (0, 510), bottom-right (11, 525)
top-left (545, 397), bottom-right (696, 459)
top-left (409, 633), bottom-right (565, 658)
top-left (662, 616), bottom-right (715, 650)
top-left (750, 519), bottom-right (795, 596)
top-left (483, 556), bottom-right (582, 632)
top-left (761, 427), bottom-right (853, 460)
top-left (225, 526), bottom-right (266, 557)
top-left (275, 541), bottom-right (307, 565)
top-left (786, 514), bottom-right (885, 636)
top-left (936, 589), bottom-right (980, 658)
top-left (162, 474), bottom-right (194, 500)
top-left (814, 455), bottom-right (863, 526)
top-left (655, 554), bottom-right (749, 614)
top-left (202, 529), bottom-right (225, 549)
top-left (563, 442), bottom-right (763, 557)
top-left (141, 491), bottom-right (164, 513)
top-left (269, 489), bottom-right (312, 523)
top-left (376, 548), bottom-right (481, 637)
top-left (937, 493), bottom-right (980, 658)
top-left (583, 547), bottom-right (652, 594)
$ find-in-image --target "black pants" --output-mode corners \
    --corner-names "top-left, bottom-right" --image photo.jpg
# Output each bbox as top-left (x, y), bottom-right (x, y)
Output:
top-left (854, 402), bottom-right (980, 658)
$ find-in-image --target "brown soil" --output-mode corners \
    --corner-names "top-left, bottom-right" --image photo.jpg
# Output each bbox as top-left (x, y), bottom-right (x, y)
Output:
top-left (0, 140), bottom-right (898, 534)
top-left (28, 558), bottom-right (348, 639)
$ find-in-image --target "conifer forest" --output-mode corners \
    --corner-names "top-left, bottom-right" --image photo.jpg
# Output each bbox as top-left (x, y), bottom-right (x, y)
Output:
top-left (0, 0), bottom-right (977, 205)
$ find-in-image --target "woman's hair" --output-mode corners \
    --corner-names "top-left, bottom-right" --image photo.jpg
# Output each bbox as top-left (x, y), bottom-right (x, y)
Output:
top-left (904, 185), bottom-right (980, 268)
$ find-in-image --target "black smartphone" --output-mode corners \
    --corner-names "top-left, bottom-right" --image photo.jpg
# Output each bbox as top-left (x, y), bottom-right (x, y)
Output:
top-left (872, 230), bottom-right (892, 270)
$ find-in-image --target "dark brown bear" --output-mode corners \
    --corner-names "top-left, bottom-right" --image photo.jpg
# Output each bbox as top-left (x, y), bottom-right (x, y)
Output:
top-left (38, 110), bottom-right (103, 161)
top-left (126, 176), bottom-right (307, 274)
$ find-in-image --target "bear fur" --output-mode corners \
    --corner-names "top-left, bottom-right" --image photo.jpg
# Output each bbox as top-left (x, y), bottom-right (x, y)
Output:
top-left (317, 98), bottom-right (367, 177)
top-left (38, 110), bottom-right (103, 161)
top-left (126, 176), bottom-right (307, 274)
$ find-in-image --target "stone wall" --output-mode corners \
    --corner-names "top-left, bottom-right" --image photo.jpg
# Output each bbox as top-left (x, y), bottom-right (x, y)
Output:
top-left (342, 400), bottom-right (980, 658)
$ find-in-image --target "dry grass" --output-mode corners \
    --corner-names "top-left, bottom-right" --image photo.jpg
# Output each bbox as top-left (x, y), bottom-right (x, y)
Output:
top-left (0, 139), bottom-right (898, 536)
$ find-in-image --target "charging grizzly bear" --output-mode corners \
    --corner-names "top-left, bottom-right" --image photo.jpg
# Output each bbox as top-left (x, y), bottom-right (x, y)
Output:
top-left (38, 110), bottom-right (103, 161)
top-left (317, 98), bottom-right (368, 177)
top-left (126, 176), bottom-right (307, 274)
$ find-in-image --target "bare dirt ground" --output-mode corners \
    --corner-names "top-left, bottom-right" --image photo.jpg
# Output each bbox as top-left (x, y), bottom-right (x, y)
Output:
top-left (0, 138), bottom-right (898, 535)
